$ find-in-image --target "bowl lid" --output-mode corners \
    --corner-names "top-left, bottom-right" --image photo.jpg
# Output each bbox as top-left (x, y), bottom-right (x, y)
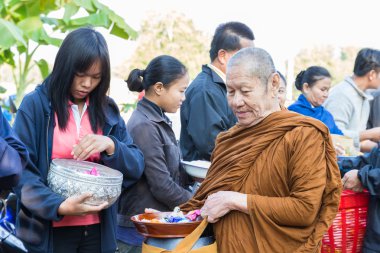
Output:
top-left (52, 158), bottom-right (107, 168)
top-left (51, 159), bottom-right (122, 178)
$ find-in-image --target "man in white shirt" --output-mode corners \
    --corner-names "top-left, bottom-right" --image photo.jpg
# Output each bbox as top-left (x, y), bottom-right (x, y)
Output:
top-left (324, 48), bottom-right (380, 152)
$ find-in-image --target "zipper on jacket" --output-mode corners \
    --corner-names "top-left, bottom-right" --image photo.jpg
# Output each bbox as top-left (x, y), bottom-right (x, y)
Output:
top-left (46, 113), bottom-right (50, 169)
top-left (105, 124), bottom-right (113, 136)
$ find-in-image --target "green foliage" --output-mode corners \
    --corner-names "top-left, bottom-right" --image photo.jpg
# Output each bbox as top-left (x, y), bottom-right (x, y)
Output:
top-left (0, 0), bottom-right (137, 106)
top-left (35, 58), bottom-right (49, 78)
top-left (120, 102), bottom-right (137, 114)
top-left (0, 86), bottom-right (6, 94)
top-left (116, 12), bottom-right (209, 81)
top-left (0, 19), bottom-right (26, 48)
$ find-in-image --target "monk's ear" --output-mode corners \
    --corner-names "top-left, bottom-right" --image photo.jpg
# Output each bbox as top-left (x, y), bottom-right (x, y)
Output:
top-left (268, 72), bottom-right (280, 98)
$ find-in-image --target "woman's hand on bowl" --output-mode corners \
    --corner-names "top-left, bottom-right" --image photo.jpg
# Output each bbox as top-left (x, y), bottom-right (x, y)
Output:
top-left (58, 192), bottom-right (109, 216)
top-left (71, 134), bottom-right (115, 160)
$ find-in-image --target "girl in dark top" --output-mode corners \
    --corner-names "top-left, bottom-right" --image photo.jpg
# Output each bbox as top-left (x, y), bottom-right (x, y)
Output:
top-left (288, 66), bottom-right (343, 135)
top-left (117, 55), bottom-right (192, 253)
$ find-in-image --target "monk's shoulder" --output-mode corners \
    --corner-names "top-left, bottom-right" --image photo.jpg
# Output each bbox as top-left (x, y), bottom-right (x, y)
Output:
top-left (282, 126), bottom-right (326, 166)
top-left (285, 123), bottom-right (325, 147)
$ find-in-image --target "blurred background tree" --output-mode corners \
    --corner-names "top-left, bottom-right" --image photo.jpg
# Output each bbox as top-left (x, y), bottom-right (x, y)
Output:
top-left (292, 45), bottom-right (359, 99)
top-left (0, 0), bottom-right (137, 107)
top-left (114, 12), bottom-right (209, 81)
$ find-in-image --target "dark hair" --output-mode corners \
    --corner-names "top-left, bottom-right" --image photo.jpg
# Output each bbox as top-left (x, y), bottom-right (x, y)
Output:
top-left (209, 21), bottom-right (254, 62)
top-left (126, 55), bottom-right (187, 92)
top-left (277, 71), bottom-right (287, 86)
top-left (46, 27), bottom-right (110, 133)
top-left (353, 48), bottom-right (380, 77)
top-left (294, 66), bottom-right (331, 91)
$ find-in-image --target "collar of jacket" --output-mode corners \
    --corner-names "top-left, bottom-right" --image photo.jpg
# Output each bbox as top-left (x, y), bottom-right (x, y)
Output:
top-left (36, 82), bottom-right (120, 128)
top-left (137, 98), bottom-right (171, 125)
top-left (201, 64), bottom-right (226, 89)
top-left (345, 76), bottom-right (372, 100)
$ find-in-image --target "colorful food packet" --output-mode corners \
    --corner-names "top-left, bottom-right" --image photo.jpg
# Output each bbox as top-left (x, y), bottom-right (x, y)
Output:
top-left (164, 216), bottom-right (187, 223)
top-left (185, 209), bottom-right (201, 221)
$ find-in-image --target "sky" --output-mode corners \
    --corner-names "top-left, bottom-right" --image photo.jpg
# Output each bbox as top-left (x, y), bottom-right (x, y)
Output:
top-left (92, 0), bottom-right (380, 135)
top-left (18, 0), bottom-right (380, 136)
top-left (97, 0), bottom-right (380, 70)
top-left (37, 0), bottom-right (380, 71)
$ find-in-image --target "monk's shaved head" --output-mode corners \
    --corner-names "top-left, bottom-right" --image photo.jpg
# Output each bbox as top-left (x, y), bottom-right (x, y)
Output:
top-left (227, 47), bottom-right (276, 86)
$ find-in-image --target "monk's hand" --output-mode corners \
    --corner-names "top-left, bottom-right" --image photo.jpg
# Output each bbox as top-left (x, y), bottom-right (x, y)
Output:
top-left (71, 134), bottom-right (115, 160)
top-left (342, 169), bottom-right (363, 192)
top-left (201, 191), bottom-right (247, 223)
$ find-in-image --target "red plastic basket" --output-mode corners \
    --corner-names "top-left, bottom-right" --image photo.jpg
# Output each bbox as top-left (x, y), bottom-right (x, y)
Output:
top-left (321, 189), bottom-right (369, 253)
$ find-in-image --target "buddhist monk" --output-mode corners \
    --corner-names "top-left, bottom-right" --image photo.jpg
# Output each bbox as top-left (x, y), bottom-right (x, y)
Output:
top-left (180, 47), bottom-right (342, 253)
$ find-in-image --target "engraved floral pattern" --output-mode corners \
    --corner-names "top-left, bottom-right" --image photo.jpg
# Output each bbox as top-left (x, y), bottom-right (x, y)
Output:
top-left (47, 159), bottom-right (123, 207)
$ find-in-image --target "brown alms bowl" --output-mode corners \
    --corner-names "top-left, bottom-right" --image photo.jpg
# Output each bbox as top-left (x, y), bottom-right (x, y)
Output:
top-left (131, 212), bottom-right (202, 238)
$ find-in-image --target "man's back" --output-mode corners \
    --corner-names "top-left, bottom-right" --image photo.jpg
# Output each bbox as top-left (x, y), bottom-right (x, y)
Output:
top-left (180, 65), bottom-right (236, 161)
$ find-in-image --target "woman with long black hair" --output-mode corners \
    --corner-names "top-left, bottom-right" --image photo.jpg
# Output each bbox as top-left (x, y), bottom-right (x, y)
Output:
top-left (12, 27), bottom-right (144, 253)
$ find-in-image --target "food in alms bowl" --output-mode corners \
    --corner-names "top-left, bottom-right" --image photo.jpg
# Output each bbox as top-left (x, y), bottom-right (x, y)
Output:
top-left (139, 207), bottom-right (201, 223)
top-left (131, 207), bottom-right (203, 238)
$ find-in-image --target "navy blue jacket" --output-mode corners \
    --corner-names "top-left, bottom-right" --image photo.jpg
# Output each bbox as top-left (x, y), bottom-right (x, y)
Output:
top-left (180, 65), bottom-right (236, 161)
top-left (339, 148), bottom-right (380, 252)
top-left (12, 84), bottom-right (144, 253)
top-left (0, 110), bottom-right (28, 189)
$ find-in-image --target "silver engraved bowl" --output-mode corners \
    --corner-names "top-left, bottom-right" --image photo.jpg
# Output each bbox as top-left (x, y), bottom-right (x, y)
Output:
top-left (47, 159), bottom-right (123, 208)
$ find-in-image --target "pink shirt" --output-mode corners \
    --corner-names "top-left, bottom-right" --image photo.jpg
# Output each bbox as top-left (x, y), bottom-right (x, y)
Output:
top-left (52, 100), bottom-right (102, 227)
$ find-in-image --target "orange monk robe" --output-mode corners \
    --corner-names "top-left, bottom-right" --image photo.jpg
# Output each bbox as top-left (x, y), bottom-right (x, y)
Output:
top-left (181, 110), bottom-right (342, 253)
